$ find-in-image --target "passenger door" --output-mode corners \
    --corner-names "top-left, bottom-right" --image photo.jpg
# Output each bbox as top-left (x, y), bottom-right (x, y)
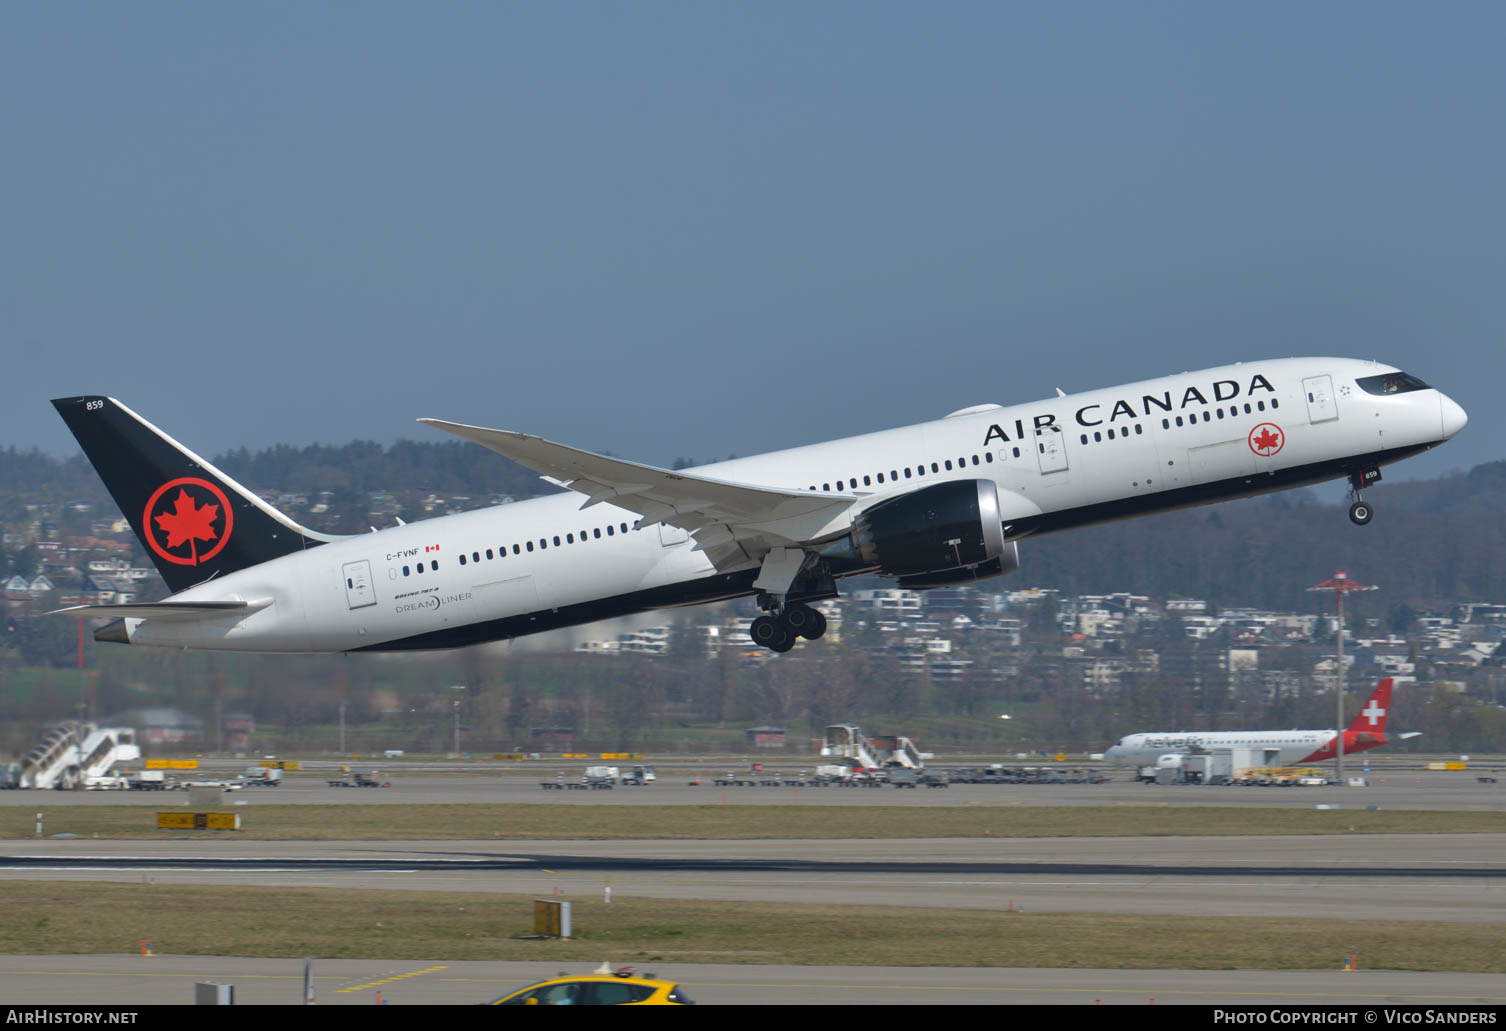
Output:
top-left (1302, 374), bottom-right (1338, 424)
top-left (341, 560), bottom-right (377, 610)
top-left (1033, 424), bottom-right (1069, 475)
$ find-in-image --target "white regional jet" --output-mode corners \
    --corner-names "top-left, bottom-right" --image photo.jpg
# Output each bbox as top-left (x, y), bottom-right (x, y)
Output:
top-left (51, 357), bottom-right (1465, 655)
top-left (1103, 678), bottom-right (1421, 767)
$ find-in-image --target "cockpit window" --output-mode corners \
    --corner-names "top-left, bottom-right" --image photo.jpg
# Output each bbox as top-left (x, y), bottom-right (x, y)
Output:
top-left (1356, 372), bottom-right (1429, 396)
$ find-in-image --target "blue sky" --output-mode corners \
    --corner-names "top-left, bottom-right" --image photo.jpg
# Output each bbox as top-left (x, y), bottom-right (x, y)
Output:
top-left (3, 3), bottom-right (1502, 483)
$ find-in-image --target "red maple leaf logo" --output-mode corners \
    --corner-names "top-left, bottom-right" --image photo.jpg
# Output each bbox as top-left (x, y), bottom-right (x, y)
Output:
top-left (155, 490), bottom-right (220, 562)
top-left (1248, 423), bottom-right (1284, 456)
top-left (142, 478), bottom-right (233, 567)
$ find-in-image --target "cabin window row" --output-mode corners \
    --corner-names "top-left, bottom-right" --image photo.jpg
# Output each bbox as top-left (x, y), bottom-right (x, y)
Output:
top-left (1159, 398), bottom-right (1278, 431)
top-left (404, 521), bottom-right (637, 575)
top-left (805, 450), bottom-right (1021, 493)
top-left (1079, 424), bottom-right (1145, 445)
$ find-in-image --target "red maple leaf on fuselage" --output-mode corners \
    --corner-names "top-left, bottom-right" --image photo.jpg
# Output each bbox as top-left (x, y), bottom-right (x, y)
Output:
top-left (1253, 428), bottom-right (1281, 452)
top-left (154, 489), bottom-right (220, 562)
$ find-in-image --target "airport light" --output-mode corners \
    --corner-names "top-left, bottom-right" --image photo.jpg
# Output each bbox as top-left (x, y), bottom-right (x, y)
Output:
top-left (449, 685), bottom-right (466, 758)
top-left (1307, 571), bottom-right (1377, 783)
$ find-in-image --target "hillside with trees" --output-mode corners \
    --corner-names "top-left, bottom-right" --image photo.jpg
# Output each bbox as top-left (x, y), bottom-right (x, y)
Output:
top-left (4, 439), bottom-right (1505, 610)
top-left (1015, 463), bottom-right (1506, 613)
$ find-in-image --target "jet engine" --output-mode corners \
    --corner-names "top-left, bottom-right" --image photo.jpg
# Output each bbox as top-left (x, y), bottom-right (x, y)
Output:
top-left (849, 479), bottom-right (1008, 579)
top-left (897, 543), bottom-right (1019, 589)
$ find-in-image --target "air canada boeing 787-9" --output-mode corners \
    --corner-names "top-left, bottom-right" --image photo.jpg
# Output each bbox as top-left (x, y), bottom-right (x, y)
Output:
top-left (51, 357), bottom-right (1466, 655)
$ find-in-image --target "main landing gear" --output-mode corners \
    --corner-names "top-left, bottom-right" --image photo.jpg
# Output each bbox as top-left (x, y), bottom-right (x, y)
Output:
top-left (750, 602), bottom-right (827, 654)
top-left (748, 547), bottom-right (836, 653)
top-left (1347, 467), bottom-right (1380, 526)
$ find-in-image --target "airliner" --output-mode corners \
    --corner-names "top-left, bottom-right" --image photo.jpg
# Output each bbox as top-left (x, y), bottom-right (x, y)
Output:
top-left (1103, 678), bottom-right (1420, 767)
top-left (51, 357), bottom-right (1466, 655)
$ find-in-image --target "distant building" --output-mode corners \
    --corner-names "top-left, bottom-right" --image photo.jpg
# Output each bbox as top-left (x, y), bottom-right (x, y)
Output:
top-left (223, 712), bottom-right (256, 749)
top-left (850, 589), bottom-right (924, 617)
top-left (1227, 648), bottom-right (1259, 672)
top-left (529, 726), bottom-right (574, 750)
top-left (746, 726), bottom-right (786, 749)
top-left (109, 708), bottom-right (204, 747)
top-left (4, 575), bottom-right (53, 602)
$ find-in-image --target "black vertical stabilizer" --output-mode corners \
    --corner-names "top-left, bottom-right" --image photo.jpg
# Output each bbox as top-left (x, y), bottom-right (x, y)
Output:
top-left (51, 396), bottom-right (330, 593)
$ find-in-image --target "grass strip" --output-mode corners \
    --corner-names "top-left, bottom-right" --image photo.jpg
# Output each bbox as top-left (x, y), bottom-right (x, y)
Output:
top-left (2, 881), bottom-right (1500, 972)
top-left (4, 804), bottom-right (1504, 840)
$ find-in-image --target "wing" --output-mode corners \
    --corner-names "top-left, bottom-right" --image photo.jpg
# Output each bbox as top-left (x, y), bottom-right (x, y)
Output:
top-left (419, 419), bottom-right (858, 569)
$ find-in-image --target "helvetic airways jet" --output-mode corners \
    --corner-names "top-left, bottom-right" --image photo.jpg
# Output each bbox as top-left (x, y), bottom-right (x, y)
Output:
top-left (1103, 678), bottom-right (1420, 767)
top-left (51, 357), bottom-right (1465, 655)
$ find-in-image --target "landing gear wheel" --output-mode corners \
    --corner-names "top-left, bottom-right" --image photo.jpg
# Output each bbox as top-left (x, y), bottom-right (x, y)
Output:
top-left (783, 604), bottom-right (811, 633)
top-left (783, 604), bottom-right (827, 640)
top-left (750, 615), bottom-right (780, 648)
top-left (791, 605), bottom-right (827, 640)
top-left (752, 613), bottom-right (797, 652)
top-left (1349, 500), bottom-right (1373, 526)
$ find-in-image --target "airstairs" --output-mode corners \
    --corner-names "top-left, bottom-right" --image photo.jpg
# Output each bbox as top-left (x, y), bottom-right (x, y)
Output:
top-left (17, 722), bottom-right (142, 789)
top-left (820, 724), bottom-right (930, 770)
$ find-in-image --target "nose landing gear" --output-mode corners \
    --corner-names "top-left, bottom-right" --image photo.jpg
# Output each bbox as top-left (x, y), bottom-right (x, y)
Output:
top-left (1347, 467), bottom-right (1380, 526)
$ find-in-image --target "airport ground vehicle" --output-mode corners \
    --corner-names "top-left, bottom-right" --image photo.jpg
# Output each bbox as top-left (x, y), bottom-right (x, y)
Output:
top-left (126, 770), bottom-right (169, 790)
top-left (14, 723), bottom-right (141, 790)
top-left (239, 766), bottom-right (282, 787)
top-left (84, 775), bottom-right (129, 790)
top-left (327, 768), bottom-right (385, 787)
top-left (487, 971), bottom-right (695, 1006)
top-left (179, 779), bottom-right (243, 791)
top-left (621, 765), bottom-right (656, 785)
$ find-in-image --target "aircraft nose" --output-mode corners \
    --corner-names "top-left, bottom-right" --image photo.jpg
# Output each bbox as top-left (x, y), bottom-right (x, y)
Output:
top-left (1440, 393), bottom-right (1468, 439)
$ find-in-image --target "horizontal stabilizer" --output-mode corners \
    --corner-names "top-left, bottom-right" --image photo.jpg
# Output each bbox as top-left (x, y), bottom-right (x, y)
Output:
top-left (1396, 731), bottom-right (1423, 740)
top-left (50, 600), bottom-right (268, 623)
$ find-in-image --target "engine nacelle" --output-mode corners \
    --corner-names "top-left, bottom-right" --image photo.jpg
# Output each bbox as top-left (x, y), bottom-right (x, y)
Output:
top-left (851, 479), bottom-right (1007, 578)
top-left (897, 542), bottom-right (1020, 589)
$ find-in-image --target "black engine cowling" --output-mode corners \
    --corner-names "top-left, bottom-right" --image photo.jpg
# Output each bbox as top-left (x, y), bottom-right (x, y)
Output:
top-left (850, 479), bottom-right (1007, 578)
top-left (897, 542), bottom-right (1020, 589)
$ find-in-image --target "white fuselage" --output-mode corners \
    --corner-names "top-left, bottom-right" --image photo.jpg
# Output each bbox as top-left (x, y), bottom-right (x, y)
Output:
top-left (125, 357), bottom-right (1464, 652)
top-left (1103, 730), bottom-right (1333, 767)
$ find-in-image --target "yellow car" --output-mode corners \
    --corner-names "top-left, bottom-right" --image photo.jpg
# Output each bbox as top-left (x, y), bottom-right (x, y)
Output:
top-left (488, 970), bottom-right (695, 1006)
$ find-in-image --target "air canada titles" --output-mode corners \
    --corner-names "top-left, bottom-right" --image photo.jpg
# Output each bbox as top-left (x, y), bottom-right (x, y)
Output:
top-left (982, 373), bottom-right (1277, 444)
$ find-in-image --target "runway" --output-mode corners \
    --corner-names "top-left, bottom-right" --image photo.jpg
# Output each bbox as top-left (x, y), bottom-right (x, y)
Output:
top-left (2, 834), bottom-right (1501, 923)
